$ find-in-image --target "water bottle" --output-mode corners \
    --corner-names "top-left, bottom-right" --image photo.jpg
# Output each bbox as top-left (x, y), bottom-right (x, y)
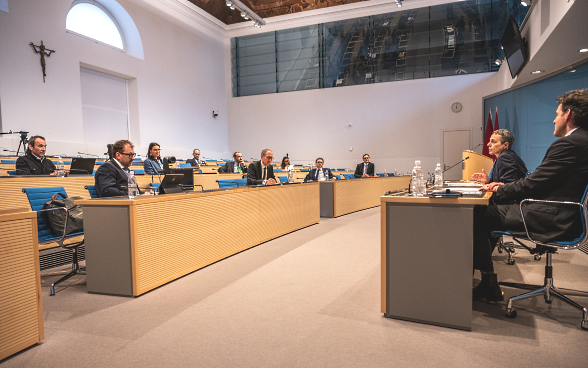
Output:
top-left (394, 169), bottom-right (398, 177)
top-left (435, 163), bottom-right (443, 188)
top-left (412, 160), bottom-right (425, 197)
top-left (128, 171), bottom-right (138, 199)
top-left (288, 168), bottom-right (293, 183)
top-left (384, 169), bottom-right (387, 177)
top-left (56, 156), bottom-right (65, 177)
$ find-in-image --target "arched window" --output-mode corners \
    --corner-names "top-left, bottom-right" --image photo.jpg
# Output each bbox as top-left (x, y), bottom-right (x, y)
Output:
top-left (66, 2), bottom-right (124, 50)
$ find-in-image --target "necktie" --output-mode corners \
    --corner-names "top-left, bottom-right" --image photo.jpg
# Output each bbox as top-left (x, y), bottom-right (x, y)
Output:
top-left (263, 167), bottom-right (267, 180)
top-left (238, 164), bottom-right (242, 174)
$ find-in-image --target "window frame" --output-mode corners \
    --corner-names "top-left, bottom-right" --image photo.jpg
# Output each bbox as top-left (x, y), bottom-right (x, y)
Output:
top-left (66, 0), bottom-right (125, 52)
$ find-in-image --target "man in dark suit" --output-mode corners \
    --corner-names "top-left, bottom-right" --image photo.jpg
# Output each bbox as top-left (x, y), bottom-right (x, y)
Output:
top-left (304, 157), bottom-right (335, 182)
top-left (472, 129), bottom-right (527, 187)
top-left (15, 135), bottom-right (56, 175)
top-left (247, 149), bottom-right (276, 186)
top-left (354, 154), bottom-right (375, 178)
top-left (186, 149), bottom-right (206, 168)
top-left (473, 89), bottom-right (588, 301)
top-left (95, 140), bottom-right (142, 197)
top-left (218, 151), bottom-right (247, 175)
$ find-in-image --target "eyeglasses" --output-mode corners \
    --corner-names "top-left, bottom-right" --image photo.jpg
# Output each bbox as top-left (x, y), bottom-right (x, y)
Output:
top-left (266, 157), bottom-right (274, 160)
top-left (121, 152), bottom-right (137, 158)
top-left (152, 148), bottom-right (161, 151)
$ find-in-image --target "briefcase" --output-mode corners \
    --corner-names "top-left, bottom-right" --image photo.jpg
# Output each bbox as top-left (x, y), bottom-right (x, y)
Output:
top-left (42, 192), bottom-right (84, 236)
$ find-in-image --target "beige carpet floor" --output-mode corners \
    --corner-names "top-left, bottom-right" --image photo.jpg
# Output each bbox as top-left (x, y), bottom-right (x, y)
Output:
top-left (3, 207), bottom-right (588, 367)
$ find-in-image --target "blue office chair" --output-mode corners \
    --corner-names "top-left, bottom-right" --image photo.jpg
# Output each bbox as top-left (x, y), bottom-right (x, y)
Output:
top-left (301, 168), bottom-right (309, 172)
top-left (274, 168), bottom-right (282, 173)
top-left (179, 163), bottom-right (191, 168)
top-left (338, 174), bottom-right (345, 180)
top-left (343, 174), bottom-right (355, 180)
top-left (22, 187), bottom-right (85, 296)
top-left (217, 179), bottom-right (239, 189)
top-left (2, 159), bottom-right (17, 163)
top-left (234, 179), bottom-right (248, 187)
top-left (376, 173), bottom-right (385, 177)
top-left (150, 182), bottom-right (161, 189)
top-left (492, 185), bottom-right (588, 329)
top-left (95, 161), bottom-right (104, 165)
top-left (7, 170), bottom-right (17, 175)
top-left (84, 185), bottom-right (98, 199)
top-left (278, 176), bottom-right (288, 184)
top-left (132, 169), bottom-right (145, 175)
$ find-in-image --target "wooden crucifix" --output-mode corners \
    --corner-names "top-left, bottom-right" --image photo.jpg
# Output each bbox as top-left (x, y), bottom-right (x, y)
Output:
top-left (30, 41), bottom-right (55, 82)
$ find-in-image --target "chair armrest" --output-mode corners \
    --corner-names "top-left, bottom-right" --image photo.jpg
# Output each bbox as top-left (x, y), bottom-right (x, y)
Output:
top-left (519, 198), bottom-right (587, 249)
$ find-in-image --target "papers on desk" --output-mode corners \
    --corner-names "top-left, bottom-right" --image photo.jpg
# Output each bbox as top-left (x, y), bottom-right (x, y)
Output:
top-left (431, 182), bottom-right (485, 198)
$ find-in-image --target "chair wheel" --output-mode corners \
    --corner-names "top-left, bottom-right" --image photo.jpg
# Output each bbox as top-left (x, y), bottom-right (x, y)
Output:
top-left (505, 308), bottom-right (517, 318)
top-left (582, 320), bottom-right (588, 331)
top-left (507, 259), bottom-right (515, 265)
top-left (534, 254), bottom-right (541, 261)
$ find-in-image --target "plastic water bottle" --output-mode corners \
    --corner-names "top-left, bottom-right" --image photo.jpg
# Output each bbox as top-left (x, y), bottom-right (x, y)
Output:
top-left (56, 156), bottom-right (65, 177)
top-left (394, 169), bottom-right (398, 177)
top-left (412, 160), bottom-right (425, 197)
top-left (384, 169), bottom-right (387, 177)
top-left (128, 171), bottom-right (138, 199)
top-left (288, 168), bottom-right (294, 183)
top-left (435, 163), bottom-right (443, 188)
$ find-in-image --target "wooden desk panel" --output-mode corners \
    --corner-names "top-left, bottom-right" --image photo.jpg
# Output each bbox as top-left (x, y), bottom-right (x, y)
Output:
top-left (80, 183), bottom-right (320, 296)
top-left (0, 211), bottom-right (44, 361)
top-left (320, 176), bottom-right (411, 217)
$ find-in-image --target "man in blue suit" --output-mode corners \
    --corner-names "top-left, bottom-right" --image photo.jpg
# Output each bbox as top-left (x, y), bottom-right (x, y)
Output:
top-left (304, 157), bottom-right (335, 182)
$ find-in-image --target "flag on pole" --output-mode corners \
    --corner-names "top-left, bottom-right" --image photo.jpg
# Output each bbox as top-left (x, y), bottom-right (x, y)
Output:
top-left (494, 107), bottom-right (499, 131)
top-left (483, 110), bottom-right (493, 158)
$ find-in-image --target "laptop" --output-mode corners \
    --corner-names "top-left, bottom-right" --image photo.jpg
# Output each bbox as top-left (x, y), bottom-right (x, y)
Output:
top-left (159, 174), bottom-right (185, 194)
top-left (69, 158), bottom-right (96, 175)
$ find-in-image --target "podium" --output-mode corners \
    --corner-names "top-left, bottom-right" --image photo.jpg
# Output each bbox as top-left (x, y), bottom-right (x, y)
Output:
top-left (462, 151), bottom-right (493, 181)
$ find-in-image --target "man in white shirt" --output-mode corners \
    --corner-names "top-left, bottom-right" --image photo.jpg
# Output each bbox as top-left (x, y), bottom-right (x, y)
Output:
top-left (304, 157), bottom-right (335, 182)
top-left (247, 149), bottom-right (276, 186)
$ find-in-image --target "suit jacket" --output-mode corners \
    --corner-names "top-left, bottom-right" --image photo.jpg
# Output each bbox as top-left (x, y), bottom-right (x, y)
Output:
top-left (186, 158), bottom-right (205, 167)
top-left (218, 161), bottom-right (247, 174)
top-left (496, 128), bottom-right (588, 243)
top-left (354, 162), bottom-right (375, 178)
top-left (95, 161), bottom-right (142, 198)
top-left (490, 149), bottom-right (527, 184)
top-left (15, 152), bottom-right (56, 175)
top-left (143, 158), bottom-right (162, 175)
top-left (304, 168), bottom-right (334, 182)
top-left (247, 161), bottom-right (275, 185)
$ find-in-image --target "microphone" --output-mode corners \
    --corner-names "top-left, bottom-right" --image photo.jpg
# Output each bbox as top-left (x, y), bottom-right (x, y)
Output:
top-left (466, 143), bottom-right (483, 152)
top-left (442, 156), bottom-right (469, 174)
top-left (78, 152), bottom-right (101, 157)
top-left (2, 148), bottom-right (18, 154)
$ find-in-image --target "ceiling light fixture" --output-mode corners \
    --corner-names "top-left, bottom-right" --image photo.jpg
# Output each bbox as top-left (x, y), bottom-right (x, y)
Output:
top-left (530, 70), bottom-right (544, 74)
top-left (226, 1), bottom-right (232, 7)
top-left (395, 0), bottom-right (403, 6)
top-left (241, 12), bottom-right (246, 17)
top-left (521, 1), bottom-right (529, 6)
top-left (580, 48), bottom-right (588, 53)
top-left (227, 0), bottom-right (266, 28)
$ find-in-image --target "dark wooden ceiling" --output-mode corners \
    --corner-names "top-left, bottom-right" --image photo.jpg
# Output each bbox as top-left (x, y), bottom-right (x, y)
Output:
top-left (188, 0), bottom-right (369, 25)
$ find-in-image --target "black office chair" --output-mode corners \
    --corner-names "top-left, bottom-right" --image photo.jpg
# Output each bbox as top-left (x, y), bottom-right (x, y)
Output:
top-left (492, 185), bottom-right (588, 330)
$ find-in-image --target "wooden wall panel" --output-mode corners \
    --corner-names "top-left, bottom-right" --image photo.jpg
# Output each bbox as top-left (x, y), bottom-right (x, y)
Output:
top-left (0, 212), bottom-right (43, 361)
top-left (334, 177), bottom-right (410, 217)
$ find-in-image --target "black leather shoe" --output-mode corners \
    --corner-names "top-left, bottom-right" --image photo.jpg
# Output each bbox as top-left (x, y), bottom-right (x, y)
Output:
top-left (473, 273), bottom-right (504, 302)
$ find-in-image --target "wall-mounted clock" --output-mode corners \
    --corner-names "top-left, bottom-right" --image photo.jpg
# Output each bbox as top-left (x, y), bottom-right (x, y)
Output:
top-left (451, 102), bottom-right (463, 113)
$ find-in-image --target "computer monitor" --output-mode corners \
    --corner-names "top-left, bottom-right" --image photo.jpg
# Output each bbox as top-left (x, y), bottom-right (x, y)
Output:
top-left (169, 168), bottom-right (194, 190)
top-left (159, 174), bottom-right (184, 194)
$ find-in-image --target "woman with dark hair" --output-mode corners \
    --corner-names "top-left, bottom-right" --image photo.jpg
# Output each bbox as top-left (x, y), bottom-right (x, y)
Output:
top-left (280, 156), bottom-right (293, 171)
top-left (143, 142), bottom-right (163, 175)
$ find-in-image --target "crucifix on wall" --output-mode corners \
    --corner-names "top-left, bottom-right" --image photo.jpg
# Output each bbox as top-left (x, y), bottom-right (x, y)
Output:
top-left (30, 41), bottom-right (55, 82)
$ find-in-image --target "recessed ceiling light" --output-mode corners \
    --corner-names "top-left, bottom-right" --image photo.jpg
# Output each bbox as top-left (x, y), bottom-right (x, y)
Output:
top-left (580, 48), bottom-right (588, 53)
top-left (570, 70), bottom-right (576, 73)
top-left (531, 70), bottom-right (544, 74)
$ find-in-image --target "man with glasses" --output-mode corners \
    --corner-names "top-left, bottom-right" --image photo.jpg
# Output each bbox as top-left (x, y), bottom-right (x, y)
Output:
top-left (218, 151), bottom-right (247, 175)
top-left (304, 157), bottom-right (335, 182)
top-left (247, 149), bottom-right (276, 186)
top-left (95, 140), bottom-right (142, 197)
top-left (354, 154), bottom-right (375, 178)
top-left (15, 135), bottom-right (56, 175)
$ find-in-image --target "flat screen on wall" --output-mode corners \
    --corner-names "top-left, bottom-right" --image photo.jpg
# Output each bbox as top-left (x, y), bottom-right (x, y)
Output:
top-left (501, 16), bottom-right (528, 78)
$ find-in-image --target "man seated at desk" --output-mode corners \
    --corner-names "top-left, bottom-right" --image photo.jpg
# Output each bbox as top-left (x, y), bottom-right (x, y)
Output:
top-left (354, 154), bottom-right (374, 178)
top-left (95, 140), bottom-right (143, 198)
top-left (218, 151), bottom-right (247, 175)
top-left (472, 128), bottom-right (527, 189)
top-left (473, 89), bottom-right (588, 302)
top-left (186, 149), bottom-right (205, 168)
top-left (15, 135), bottom-right (56, 175)
top-left (247, 149), bottom-right (276, 186)
top-left (304, 157), bottom-right (335, 182)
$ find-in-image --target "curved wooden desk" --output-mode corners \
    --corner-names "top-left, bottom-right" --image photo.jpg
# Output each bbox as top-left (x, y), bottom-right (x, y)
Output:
top-left (0, 210), bottom-right (44, 361)
top-left (77, 183), bottom-right (320, 297)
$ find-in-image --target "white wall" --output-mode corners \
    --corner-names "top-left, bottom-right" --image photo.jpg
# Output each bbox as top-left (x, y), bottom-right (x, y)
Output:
top-left (0, 0), bottom-right (228, 160)
top-left (228, 72), bottom-right (498, 175)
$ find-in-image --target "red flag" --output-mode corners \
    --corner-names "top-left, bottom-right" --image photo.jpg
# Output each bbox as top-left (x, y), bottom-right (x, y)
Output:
top-left (494, 107), bottom-right (499, 131)
top-left (483, 110), bottom-right (493, 158)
